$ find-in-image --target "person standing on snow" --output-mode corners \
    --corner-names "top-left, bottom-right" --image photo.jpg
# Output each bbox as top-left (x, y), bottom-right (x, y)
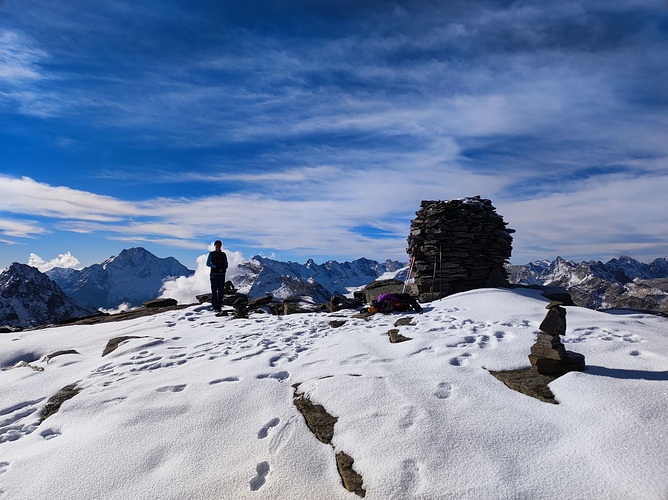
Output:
top-left (206, 240), bottom-right (228, 311)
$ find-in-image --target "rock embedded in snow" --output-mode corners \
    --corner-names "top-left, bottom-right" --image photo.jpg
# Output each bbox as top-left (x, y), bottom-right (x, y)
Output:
top-left (387, 329), bottom-right (411, 343)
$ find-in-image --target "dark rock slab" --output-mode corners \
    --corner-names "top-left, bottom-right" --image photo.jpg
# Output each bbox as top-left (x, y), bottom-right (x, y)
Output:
top-left (247, 295), bottom-right (273, 309)
top-left (388, 329), bottom-right (412, 343)
top-left (43, 350), bottom-right (80, 363)
top-left (102, 336), bottom-right (147, 357)
top-left (363, 279), bottom-right (406, 304)
top-left (0, 325), bottom-right (23, 333)
top-left (336, 451), bottom-right (366, 497)
top-left (292, 391), bottom-right (338, 445)
top-left (283, 298), bottom-right (325, 315)
top-left (394, 317), bottom-right (415, 327)
top-left (488, 368), bottom-right (558, 404)
top-left (143, 298), bottom-right (178, 308)
top-left (539, 302), bottom-right (567, 336)
top-left (41, 383), bottom-right (81, 422)
top-left (326, 296), bottom-right (363, 313)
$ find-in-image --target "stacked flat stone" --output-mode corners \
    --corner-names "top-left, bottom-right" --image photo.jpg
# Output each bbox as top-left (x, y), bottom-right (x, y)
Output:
top-left (232, 296), bottom-right (249, 319)
top-left (406, 197), bottom-right (515, 301)
top-left (529, 301), bottom-right (586, 376)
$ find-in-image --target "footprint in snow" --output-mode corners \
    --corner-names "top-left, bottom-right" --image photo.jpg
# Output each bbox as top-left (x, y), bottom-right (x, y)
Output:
top-left (256, 371), bottom-right (290, 382)
top-left (449, 353), bottom-right (472, 366)
top-left (209, 377), bottom-right (240, 384)
top-left (156, 384), bottom-right (187, 393)
top-left (257, 418), bottom-right (280, 439)
top-left (249, 461), bottom-right (270, 491)
top-left (40, 428), bottom-right (61, 440)
top-left (434, 382), bottom-right (452, 400)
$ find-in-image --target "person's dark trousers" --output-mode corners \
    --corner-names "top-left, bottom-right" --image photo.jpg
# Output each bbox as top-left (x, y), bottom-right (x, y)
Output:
top-left (210, 273), bottom-right (226, 311)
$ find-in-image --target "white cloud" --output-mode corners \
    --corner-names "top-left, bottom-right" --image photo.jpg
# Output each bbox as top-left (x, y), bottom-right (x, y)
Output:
top-left (0, 176), bottom-right (144, 221)
top-left (498, 172), bottom-right (668, 263)
top-left (98, 302), bottom-right (135, 315)
top-left (0, 30), bottom-right (46, 83)
top-left (28, 251), bottom-right (81, 272)
top-left (0, 217), bottom-right (47, 238)
top-left (159, 248), bottom-right (247, 304)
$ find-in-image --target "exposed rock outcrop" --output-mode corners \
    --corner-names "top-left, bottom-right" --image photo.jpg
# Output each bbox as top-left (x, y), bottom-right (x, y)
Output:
top-left (293, 382), bottom-right (366, 497)
top-left (40, 384), bottom-right (81, 423)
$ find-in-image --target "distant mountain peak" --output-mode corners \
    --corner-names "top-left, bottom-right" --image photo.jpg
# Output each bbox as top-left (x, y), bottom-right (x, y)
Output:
top-left (47, 247), bottom-right (194, 309)
top-left (0, 263), bottom-right (99, 328)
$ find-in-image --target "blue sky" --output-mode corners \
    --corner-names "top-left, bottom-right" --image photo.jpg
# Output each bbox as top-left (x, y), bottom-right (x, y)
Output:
top-left (1, 0), bottom-right (667, 270)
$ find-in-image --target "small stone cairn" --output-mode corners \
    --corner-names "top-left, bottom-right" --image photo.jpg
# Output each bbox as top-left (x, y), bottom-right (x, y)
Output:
top-left (529, 301), bottom-right (586, 375)
top-left (406, 197), bottom-right (515, 301)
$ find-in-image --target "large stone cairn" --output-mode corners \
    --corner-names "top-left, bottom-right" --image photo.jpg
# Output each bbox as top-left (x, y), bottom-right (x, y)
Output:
top-left (406, 197), bottom-right (515, 301)
top-left (529, 301), bottom-right (586, 375)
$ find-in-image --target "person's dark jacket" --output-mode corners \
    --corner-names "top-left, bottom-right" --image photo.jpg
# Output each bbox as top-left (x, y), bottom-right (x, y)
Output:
top-left (206, 251), bottom-right (228, 275)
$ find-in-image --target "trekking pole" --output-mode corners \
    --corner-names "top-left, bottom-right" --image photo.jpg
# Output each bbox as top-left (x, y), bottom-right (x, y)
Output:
top-left (439, 245), bottom-right (442, 296)
top-left (402, 256), bottom-right (415, 293)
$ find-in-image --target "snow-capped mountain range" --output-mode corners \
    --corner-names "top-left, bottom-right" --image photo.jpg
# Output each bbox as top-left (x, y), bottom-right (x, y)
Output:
top-left (4, 248), bottom-right (668, 330)
top-left (0, 248), bottom-right (406, 329)
top-left (0, 263), bottom-right (99, 329)
top-left (232, 256), bottom-right (405, 302)
top-left (506, 256), bottom-right (668, 313)
top-left (46, 247), bottom-right (194, 310)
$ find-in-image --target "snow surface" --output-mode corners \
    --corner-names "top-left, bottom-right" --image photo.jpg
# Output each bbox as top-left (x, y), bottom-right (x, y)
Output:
top-left (1, 288), bottom-right (666, 499)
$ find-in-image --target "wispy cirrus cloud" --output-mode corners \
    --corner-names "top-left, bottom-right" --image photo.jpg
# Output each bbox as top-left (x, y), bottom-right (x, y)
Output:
top-left (0, 29), bottom-right (46, 83)
top-left (0, 216), bottom-right (47, 239)
top-left (0, 176), bottom-right (143, 221)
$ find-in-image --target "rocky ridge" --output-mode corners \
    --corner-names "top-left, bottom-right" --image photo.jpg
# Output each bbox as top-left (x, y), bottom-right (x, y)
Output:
top-left (0, 263), bottom-right (100, 329)
top-left (231, 256), bottom-right (405, 302)
top-left (506, 256), bottom-right (668, 314)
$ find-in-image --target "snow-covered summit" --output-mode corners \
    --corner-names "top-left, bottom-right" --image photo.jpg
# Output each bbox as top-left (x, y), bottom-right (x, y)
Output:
top-left (47, 247), bottom-right (194, 309)
top-left (0, 288), bottom-right (666, 498)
